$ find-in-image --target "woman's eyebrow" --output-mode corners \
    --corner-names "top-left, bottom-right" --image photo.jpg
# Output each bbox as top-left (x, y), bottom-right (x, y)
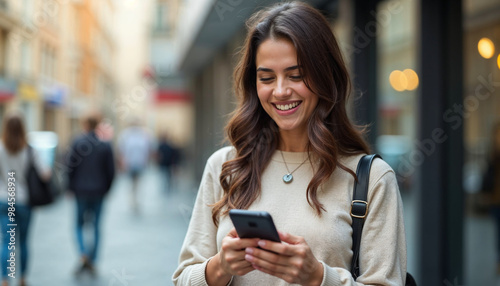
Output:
top-left (256, 67), bottom-right (273, 72)
top-left (256, 65), bottom-right (300, 72)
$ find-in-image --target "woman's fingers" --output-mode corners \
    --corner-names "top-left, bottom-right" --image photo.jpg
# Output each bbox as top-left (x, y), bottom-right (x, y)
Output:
top-left (247, 254), bottom-right (291, 276)
top-left (245, 249), bottom-right (288, 272)
top-left (221, 236), bottom-right (260, 253)
top-left (278, 231), bottom-right (303, 244)
top-left (254, 238), bottom-right (297, 256)
top-left (245, 246), bottom-right (289, 266)
top-left (245, 235), bottom-right (323, 285)
top-left (245, 249), bottom-right (300, 284)
top-left (219, 229), bottom-right (260, 276)
top-left (227, 227), bottom-right (238, 238)
top-left (227, 259), bottom-right (256, 276)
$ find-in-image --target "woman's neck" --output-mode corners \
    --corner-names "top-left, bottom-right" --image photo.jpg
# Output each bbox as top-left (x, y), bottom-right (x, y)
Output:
top-left (278, 130), bottom-right (309, 152)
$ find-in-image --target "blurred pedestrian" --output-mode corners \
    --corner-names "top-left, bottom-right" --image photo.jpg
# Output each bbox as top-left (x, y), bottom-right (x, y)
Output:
top-left (157, 133), bottom-right (180, 193)
top-left (95, 118), bottom-right (114, 142)
top-left (482, 122), bottom-right (500, 273)
top-left (173, 2), bottom-right (407, 285)
top-left (0, 113), bottom-right (51, 286)
top-left (118, 118), bottom-right (152, 211)
top-left (66, 112), bottom-right (115, 276)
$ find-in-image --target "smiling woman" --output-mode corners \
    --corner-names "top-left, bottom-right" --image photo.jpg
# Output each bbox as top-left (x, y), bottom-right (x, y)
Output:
top-left (173, 1), bottom-right (408, 286)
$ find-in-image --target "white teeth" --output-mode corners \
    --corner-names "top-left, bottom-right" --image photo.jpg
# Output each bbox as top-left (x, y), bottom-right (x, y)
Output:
top-left (276, 102), bottom-right (299, 111)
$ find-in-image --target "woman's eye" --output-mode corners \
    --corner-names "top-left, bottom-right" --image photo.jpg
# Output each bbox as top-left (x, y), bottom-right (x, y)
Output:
top-left (290, 75), bottom-right (302, 80)
top-left (259, 77), bottom-right (273, 82)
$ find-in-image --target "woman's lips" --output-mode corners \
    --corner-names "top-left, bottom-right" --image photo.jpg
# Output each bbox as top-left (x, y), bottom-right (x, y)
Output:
top-left (273, 101), bottom-right (302, 115)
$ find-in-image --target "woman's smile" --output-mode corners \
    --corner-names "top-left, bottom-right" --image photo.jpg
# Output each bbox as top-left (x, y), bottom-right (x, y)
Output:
top-left (273, 101), bottom-right (302, 113)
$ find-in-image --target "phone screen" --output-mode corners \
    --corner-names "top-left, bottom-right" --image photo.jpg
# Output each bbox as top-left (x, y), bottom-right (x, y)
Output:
top-left (229, 209), bottom-right (281, 242)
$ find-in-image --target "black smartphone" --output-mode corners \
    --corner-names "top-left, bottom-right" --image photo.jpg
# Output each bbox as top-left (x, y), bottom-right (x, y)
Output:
top-left (229, 209), bottom-right (281, 242)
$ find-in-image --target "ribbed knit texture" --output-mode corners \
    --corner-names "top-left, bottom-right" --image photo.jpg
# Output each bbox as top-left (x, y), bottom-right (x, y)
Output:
top-left (173, 146), bottom-right (407, 285)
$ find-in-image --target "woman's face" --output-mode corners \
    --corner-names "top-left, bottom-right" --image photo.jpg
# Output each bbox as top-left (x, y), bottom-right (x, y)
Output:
top-left (255, 38), bottom-right (318, 135)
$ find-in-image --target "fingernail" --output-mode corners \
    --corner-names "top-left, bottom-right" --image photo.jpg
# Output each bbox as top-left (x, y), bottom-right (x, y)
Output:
top-left (258, 240), bottom-right (265, 247)
top-left (245, 254), bottom-right (253, 261)
top-left (245, 247), bottom-right (253, 254)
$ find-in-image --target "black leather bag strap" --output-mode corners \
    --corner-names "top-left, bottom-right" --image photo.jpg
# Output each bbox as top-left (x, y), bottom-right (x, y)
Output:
top-left (350, 154), bottom-right (381, 278)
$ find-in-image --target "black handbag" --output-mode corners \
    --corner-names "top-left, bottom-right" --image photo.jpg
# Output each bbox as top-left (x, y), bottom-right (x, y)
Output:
top-left (26, 147), bottom-right (54, 207)
top-left (350, 154), bottom-right (417, 285)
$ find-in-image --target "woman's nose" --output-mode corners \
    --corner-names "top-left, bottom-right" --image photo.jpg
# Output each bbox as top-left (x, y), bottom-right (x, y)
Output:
top-left (272, 79), bottom-right (290, 98)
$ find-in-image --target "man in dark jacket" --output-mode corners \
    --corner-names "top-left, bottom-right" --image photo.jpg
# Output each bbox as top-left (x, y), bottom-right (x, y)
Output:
top-left (66, 112), bottom-right (115, 276)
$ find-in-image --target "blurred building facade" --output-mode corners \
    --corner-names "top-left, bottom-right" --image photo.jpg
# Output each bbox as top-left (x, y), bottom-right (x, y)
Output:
top-left (175, 0), bottom-right (500, 285)
top-left (148, 0), bottom-right (193, 147)
top-left (0, 0), bottom-right (117, 148)
top-left (112, 0), bottom-right (155, 134)
top-left (111, 0), bottom-right (193, 149)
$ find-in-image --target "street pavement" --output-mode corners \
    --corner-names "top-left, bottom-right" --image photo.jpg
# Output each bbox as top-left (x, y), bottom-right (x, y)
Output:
top-left (23, 166), bottom-right (198, 286)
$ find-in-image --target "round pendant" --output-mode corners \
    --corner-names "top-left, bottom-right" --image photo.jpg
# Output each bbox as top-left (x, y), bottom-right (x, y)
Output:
top-left (283, 173), bottom-right (293, 183)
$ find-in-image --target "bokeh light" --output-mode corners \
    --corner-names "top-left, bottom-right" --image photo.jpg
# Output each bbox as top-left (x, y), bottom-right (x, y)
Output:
top-left (389, 70), bottom-right (406, 92)
top-left (478, 37), bottom-right (495, 59)
top-left (403, 69), bottom-right (419, 91)
top-left (390, 69), bottom-right (419, 92)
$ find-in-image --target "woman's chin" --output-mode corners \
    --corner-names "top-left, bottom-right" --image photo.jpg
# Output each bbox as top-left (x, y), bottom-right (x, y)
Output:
top-left (276, 123), bottom-right (306, 133)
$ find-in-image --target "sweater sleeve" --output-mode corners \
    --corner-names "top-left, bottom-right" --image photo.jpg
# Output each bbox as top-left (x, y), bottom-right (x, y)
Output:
top-left (320, 168), bottom-right (407, 285)
top-left (172, 151), bottom-right (227, 285)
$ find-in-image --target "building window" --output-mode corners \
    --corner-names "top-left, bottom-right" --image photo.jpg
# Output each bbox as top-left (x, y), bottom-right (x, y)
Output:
top-left (155, 2), bottom-right (169, 31)
top-left (376, 0), bottom-right (418, 192)
top-left (21, 41), bottom-right (31, 78)
top-left (0, 30), bottom-right (5, 75)
top-left (22, 0), bottom-right (32, 23)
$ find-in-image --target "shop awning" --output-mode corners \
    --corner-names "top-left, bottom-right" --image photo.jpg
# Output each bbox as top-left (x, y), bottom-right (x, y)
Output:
top-left (155, 89), bottom-right (191, 103)
top-left (19, 83), bottom-right (39, 101)
top-left (178, 0), bottom-right (333, 75)
top-left (0, 77), bottom-right (17, 102)
top-left (41, 83), bottom-right (67, 107)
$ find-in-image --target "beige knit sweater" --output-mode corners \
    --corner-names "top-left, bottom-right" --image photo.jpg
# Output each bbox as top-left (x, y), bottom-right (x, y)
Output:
top-left (173, 147), bottom-right (407, 285)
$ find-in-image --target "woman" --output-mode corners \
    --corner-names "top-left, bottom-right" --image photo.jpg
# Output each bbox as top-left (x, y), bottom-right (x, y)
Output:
top-left (173, 2), bottom-right (407, 285)
top-left (0, 113), bottom-right (50, 286)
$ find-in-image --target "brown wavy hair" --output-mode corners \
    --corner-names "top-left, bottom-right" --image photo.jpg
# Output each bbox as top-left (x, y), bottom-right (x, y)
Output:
top-left (2, 113), bottom-right (27, 154)
top-left (211, 1), bottom-right (370, 225)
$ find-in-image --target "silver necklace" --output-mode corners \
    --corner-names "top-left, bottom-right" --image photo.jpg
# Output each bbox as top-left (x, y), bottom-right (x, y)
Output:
top-left (280, 150), bottom-right (309, 183)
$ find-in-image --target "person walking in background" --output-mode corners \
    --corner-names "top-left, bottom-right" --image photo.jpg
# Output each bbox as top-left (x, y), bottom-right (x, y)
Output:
top-left (0, 113), bottom-right (51, 286)
top-left (482, 122), bottom-right (500, 273)
top-left (118, 118), bottom-right (152, 211)
top-left (157, 132), bottom-right (180, 193)
top-left (66, 112), bottom-right (115, 277)
top-left (95, 118), bottom-right (114, 142)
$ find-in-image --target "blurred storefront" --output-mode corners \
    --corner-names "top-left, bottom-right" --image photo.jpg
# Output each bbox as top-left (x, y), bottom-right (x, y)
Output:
top-left (462, 0), bottom-right (500, 284)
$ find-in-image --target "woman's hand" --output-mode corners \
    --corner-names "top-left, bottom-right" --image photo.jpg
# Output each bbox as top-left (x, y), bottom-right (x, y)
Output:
top-left (244, 231), bottom-right (324, 286)
top-left (206, 228), bottom-right (259, 286)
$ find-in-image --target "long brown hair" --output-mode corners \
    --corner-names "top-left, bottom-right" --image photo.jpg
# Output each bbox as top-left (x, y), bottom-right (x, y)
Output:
top-left (212, 1), bottom-right (370, 225)
top-left (2, 113), bottom-right (27, 154)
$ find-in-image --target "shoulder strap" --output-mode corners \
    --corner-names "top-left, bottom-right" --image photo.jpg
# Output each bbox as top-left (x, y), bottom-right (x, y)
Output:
top-left (350, 154), bottom-right (381, 279)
